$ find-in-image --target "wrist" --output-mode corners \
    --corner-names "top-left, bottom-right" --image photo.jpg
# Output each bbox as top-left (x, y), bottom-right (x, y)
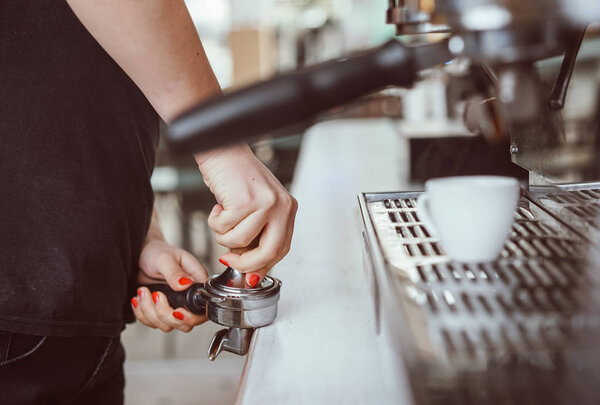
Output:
top-left (194, 144), bottom-right (253, 174)
top-left (144, 210), bottom-right (166, 246)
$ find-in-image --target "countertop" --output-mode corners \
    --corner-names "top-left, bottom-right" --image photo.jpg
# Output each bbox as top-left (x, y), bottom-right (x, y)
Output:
top-left (235, 119), bottom-right (414, 405)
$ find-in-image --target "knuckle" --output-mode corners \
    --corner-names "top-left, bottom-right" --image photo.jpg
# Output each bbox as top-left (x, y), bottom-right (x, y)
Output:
top-left (214, 233), bottom-right (226, 245)
top-left (233, 233), bottom-right (254, 248)
top-left (154, 306), bottom-right (170, 319)
top-left (281, 194), bottom-right (295, 210)
top-left (262, 192), bottom-right (277, 209)
top-left (209, 221), bottom-right (229, 235)
top-left (218, 233), bottom-right (254, 249)
top-left (264, 249), bottom-right (279, 262)
top-left (216, 236), bottom-right (242, 249)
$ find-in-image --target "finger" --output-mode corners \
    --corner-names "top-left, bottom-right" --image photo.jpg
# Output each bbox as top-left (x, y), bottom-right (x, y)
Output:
top-left (136, 288), bottom-right (173, 332)
top-left (208, 203), bottom-right (254, 235)
top-left (220, 219), bottom-right (286, 272)
top-left (155, 252), bottom-right (197, 291)
top-left (131, 291), bottom-right (165, 330)
top-left (214, 210), bottom-right (268, 249)
top-left (180, 251), bottom-right (209, 283)
top-left (225, 199), bottom-right (297, 280)
top-left (245, 217), bottom-right (294, 288)
top-left (243, 220), bottom-right (294, 287)
top-left (208, 203), bottom-right (223, 219)
top-left (153, 291), bottom-right (207, 332)
top-left (244, 267), bottom-right (270, 288)
top-left (130, 295), bottom-right (152, 327)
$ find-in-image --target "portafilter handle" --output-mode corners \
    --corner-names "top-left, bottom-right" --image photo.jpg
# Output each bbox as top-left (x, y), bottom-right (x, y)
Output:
top-left (145, 283), bottom-right (206, 314)
top-left (167, 39), bottom-right (452, 154)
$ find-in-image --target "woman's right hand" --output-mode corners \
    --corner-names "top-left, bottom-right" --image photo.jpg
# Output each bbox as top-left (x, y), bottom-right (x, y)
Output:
top-left (196, 145), bottom-right (298, 286)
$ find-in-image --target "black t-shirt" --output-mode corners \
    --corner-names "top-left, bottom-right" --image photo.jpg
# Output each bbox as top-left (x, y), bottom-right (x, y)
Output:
top-left (0, 1), bottom-right (159, 336)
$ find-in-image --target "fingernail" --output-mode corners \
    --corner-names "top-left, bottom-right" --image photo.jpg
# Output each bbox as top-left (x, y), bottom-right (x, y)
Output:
top-left (173, 311), bottom-right (184, 321)
top-left (131, 297), bottom-right (138, 309)
top-left (219, 258), bottom-right (229, 267)
top-left (152, 292), bottom-right (160, 304)
top-left (137, 288), bottom-right (143, 298)
top-left (247, 274), bottom-right (260, 287)
top-left (178, 277), bottom-right (193, 286)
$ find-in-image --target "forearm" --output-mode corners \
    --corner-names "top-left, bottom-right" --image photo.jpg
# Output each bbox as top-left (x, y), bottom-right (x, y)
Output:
top-left (67, 0), bottom-right (221, 123)
top-left (67, 0), bottom-right (250, 166)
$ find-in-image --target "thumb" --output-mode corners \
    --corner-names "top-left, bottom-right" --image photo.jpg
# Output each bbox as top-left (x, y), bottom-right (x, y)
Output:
top-left (244, 267), bottom-right (270, 288)
top-left (155, 252), bottom-right (197, 291)
top-left (180, 251), bottom-right (209, 283)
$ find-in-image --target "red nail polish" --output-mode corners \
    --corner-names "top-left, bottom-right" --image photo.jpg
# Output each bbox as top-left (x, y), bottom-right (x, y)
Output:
top-left (131, 297), bottom-right (138, 309)
top-left (219, 258), bottom-right (229, 267)
top-left (178, 277), bottom-right (193, 286)
top-left (137, 288), bottom-right (143, 297)
top-left (152, 292), bottom-right (159, 304)
top-left (173, 311), bottom-right (184, 321)
top-left (248, 274), bottom-right (260, 287)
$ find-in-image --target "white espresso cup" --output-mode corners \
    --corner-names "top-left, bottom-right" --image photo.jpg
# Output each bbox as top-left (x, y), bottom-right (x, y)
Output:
top-left (416, 176), bottom-right (520, 263)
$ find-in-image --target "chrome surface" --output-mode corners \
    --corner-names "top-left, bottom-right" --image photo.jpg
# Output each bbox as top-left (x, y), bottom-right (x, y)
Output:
top-left (201, 268), bottom-right (281, 360)
top-left (386, 1), bottom-right (600, 181)
top-left (359, 186), bottom-right (600, 404)
top-left (208, 327), bottom-right (254, 361)
top-left (528, 182), bottom-right (600, 241)
top-left (212, 266), bottom-right (247, 289)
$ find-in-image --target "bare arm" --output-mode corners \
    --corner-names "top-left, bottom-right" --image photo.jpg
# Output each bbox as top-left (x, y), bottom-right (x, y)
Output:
top-left (67, 0), bottom-right (297, 289)
top-left (67, 0), bottom-right (219, 123)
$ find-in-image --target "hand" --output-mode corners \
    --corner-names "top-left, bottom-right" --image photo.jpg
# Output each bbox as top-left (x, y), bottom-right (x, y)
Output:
top-left (197, 145), bottom-right (298, 286)
top-left (132, 240), bottom-right (209, 332)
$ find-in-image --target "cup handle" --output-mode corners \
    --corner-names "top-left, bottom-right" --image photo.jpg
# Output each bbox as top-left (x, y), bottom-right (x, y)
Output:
top-left (416, 193), bottom-right (436, 236)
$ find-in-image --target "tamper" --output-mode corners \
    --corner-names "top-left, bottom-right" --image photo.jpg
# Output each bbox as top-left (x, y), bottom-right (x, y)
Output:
top-left (146, 267), bottom-right (281, 360)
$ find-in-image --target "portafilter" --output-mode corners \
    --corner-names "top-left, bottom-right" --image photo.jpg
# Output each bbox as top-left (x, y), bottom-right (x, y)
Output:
top-left (146, 267), bottom-right (281, 361)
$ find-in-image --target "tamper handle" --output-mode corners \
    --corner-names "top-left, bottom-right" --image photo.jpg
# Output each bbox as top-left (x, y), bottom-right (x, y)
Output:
top-left (145, 283), bottom-right (206, 314)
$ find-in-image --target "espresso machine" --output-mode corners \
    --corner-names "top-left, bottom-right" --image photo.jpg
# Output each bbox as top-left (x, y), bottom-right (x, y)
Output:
top-left (166, 1), bottom-right (600, 402)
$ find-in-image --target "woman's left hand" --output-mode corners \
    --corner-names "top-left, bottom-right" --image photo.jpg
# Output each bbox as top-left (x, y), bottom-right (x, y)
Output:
top-left (133, 240), bottom-right (209, 333)
top-left (197, 145), bottom-right (298, 286)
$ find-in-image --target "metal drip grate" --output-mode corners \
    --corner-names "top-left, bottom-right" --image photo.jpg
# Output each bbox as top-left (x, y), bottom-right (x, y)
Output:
top-left (361, 187), bottom-right (600, 405)
top-left (528, 184), bottom-right (600, 240)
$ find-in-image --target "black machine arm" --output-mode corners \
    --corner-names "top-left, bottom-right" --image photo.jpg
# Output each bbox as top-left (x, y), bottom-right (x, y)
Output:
top-left (167, 39), bottom-right (452, 153)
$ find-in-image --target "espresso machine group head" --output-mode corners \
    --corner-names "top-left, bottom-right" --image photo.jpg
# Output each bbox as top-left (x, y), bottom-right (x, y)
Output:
top-left (388, 0), bottom-right (600, 181)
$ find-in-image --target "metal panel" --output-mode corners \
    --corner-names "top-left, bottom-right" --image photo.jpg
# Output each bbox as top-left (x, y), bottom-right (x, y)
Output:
top-left (361, 187), bottom-right (600, 405)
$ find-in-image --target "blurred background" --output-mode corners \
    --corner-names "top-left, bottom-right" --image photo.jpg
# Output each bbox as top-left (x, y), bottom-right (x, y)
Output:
top-left (123, 1), bottom-right (398, 404)
top-left (122, 0), bottom-right (600, 403)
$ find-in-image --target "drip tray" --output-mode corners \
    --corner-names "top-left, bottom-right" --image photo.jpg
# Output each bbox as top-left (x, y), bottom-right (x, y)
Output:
top-left (359, 185), bottom-right (600, 405)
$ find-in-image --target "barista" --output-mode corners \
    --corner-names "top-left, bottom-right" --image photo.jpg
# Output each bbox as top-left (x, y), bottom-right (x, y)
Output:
top-left (0, 1), bottom-right (297, 403)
